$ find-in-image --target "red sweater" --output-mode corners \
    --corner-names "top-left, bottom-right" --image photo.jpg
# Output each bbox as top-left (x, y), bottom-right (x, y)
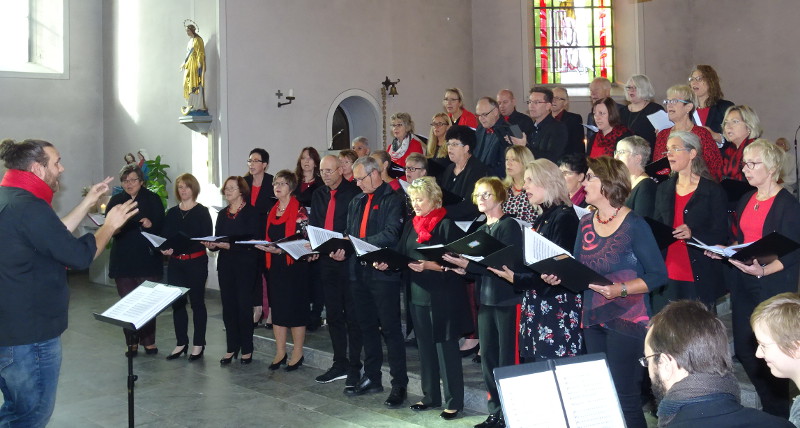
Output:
top-left (653, 126), bottom-right (723, 181)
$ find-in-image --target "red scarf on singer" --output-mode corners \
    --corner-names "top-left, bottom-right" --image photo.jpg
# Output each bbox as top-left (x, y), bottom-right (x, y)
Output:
top-left (412, 207), bottom-right (446, 243)
top-left (0, 169), bottom-right (54, 206)
top-left (265, 197), bottom-right (300, 268)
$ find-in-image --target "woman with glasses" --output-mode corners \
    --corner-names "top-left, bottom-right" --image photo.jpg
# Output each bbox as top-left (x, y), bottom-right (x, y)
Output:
top-left (439, 125), bottom-right (489, 221)
top-left (720, 105), bottom-right (763, 182)
top-left (203, 176), bottom-right (259, 365)
top-left (653, 85), bottom-right (723, 180)
top-left (489, 159), bottom-right (583, 361)
top-left (427, 112), bottom-right (453, 176)
top-left (615, 136), bottom-right (657, 218)
top-left (652, 131), bottom-right (726, 313)
top-left (704, 140), bottom-right (800, 418)
top-left (255, 170), bottom-right (312, 372)
top-left (501, 145), bottom-right (538, 223)
top-left (689, 65), bottom-right (735, 145)
top-left (107, 164), bottom-right (165, 356)
top-left (375, 177), bottom-right (469, 420)
top-left (543, 156), bottom-right (667, 428)
top-left (443, 177), bottom-right (524, 428)
top-left (587, 97), bottom-right (632, 158)
top-left (558, 153), bottom-right (589, 208)
top-left (620, 75), bottom-right (663, 154)
top-left (387, 112), bottom-right (425, 170)
top-left (338, 149), bottom-right (358, 182)
top-left (442, 88), bottom-right (478, 129)
top-left (244, 148), bottom-right (275, 327)
top-left (292, 147), bottom-right (322, 209)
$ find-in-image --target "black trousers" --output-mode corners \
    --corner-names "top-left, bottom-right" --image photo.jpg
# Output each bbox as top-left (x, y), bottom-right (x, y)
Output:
top-left (584, 326), bottom-right (646, 428)
top-left (308, 264), bottom-right (325, 323)
top-left (168, 257), bottom-right (208, 346)
top-left (350, 265), bottom-right (408, 387)
top-left (478, 304), bottom-right (517, 415)
top-left (318, 258), bottom-right (362, 372)
top-left (218, 265), bottom-right (257, 355)
top-left (411, 304), bottom-right (463, 410)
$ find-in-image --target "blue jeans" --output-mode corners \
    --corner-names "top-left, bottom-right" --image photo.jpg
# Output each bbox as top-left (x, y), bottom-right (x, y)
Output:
top-left (0, 336), bottom-right (62, 428)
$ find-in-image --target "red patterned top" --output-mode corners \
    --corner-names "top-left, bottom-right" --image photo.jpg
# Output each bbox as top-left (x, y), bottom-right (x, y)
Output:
top-left (720, 138), bottom-right (754, 181)
top-left (589, 125), bottom-right (632, 158)
top-left (653, 126), bottom-right (723, 181)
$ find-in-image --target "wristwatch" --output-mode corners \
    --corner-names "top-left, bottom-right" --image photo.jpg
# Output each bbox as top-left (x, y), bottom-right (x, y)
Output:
top-left (620, 282), bottom-right (628, 298)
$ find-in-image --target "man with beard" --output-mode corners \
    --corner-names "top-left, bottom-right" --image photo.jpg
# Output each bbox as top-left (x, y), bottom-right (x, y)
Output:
top-left (0, 139), bottom-right (138, 426)
top-left (644, 300), bottom-right (792, 427)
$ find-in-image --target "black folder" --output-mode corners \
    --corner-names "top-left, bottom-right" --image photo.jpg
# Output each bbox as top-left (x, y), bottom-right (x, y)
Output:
top-left (729, 232), bottom-right (800, 265)
top-left (644, 157), bottom-right (671, 183)
top-left (425, 158), bottom-right (447, 178)
top-left (357, 248), bottom-right (417, 271)
top-left (720, 178), bottom-right (755, 203)
top-left (313, 237), bottom-right (354, 257)
top-left (472, 246), bottom-right (518, 270)
top-left (441, 188), bottom-right (464, 206)
top-left (644, 217), bottom-right (678, 250)
top-left (446, 230), bottom-right (507, 257)
top-left (388, 161), bottom-right (405, 179)
top-left (527, 254), bottom-right (612, 293)
top-left (415, 245), bottom-right (458, 267)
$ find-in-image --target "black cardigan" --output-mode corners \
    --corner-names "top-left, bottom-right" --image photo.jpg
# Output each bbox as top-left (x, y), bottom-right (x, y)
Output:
top-left (625, 177), bottom-right (658, 219)
top-left (244, 173), bottom-right (276, 238)
top-left (466, 215), bottom-right (524, 306)
top-left (704, 98), bottom-right (735, 136)
top-left (438, 155), bottom-right (489, 221)
top-left (107, 187), bottom-right (165, 278)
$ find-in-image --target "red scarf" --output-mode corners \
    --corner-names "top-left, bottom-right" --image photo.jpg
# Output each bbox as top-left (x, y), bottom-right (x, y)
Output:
top-left (0, 169), bottom-right (54, 206)
top-left (265, 197), bottom-right (300, 268)
top-left (412, 207), bottom-right (446, 243)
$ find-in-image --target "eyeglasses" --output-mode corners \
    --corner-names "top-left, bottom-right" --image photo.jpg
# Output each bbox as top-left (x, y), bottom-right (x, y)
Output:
top-left (405, 166), bottom-right (425, 173)
top-left (354, 174), bottom-right (371, 184)
top-left (443, 97), bottom-right (461, 102)
top-left (122, 179), bottom-right (140, 184)
top-left (741, 161), bottom-right (764, 170)
top-left (638, 353), bottom-right (660, 367)
top-left (662, 99), bottom-right (691, 106)
top-left (473, 191), bottom-right (494, 200)
top-left (246, 159), bottom-right (265, 164)
top-left (273, 181), bottom-right (289, 187)
top-left (614, 149), bottom-right (631, 156)
top-left (584, 173), bottom-right (599, 182)
top-left (624, 85), bottom-right (637, 91)
top-left (526, 100), bottom-right (549, 106)
top-left (723, 119), bottom-right (744, 127)
top-left (476, 107), bottom-right (497, 119)
top-left (430, 122), bottom-right (448, 127)
top-left (390, 123), bottom-right (405, 128)
top-left (662, 147), bottom-right (690, 155)
top-left (688, 76), bottom-right (705, 83)
top-left (223, 186), bottom-right (239, 192)
top-left (553, 96), bottom-right (567, 102)
top-left (320, 167), bottom-right (339, 175)
top-left (446, 141), bottom-right (464, 148)
top-left (561, 170), bottom-right (576, 177)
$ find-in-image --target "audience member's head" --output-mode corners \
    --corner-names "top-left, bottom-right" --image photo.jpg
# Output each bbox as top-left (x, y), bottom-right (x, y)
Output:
top-left (751, 293), bottom-right (800, 384)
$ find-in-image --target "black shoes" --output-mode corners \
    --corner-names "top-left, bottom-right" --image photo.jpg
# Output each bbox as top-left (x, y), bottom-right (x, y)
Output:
top-left (440, 410), bottom-right (460, 420)
top-left (472, 354), bottom-right (482, 364)
top-left (219, 352), bottom-right (238, 365)
top-left (144, 346), bottom-right (158, 355)
top-left (343, 370), bottom-right (361, 394)
top-left (460, 343), bottom-right (480, 358)
top-left (383, 386), bottom-right (407, 408)
top-left (188, 346), bottom-right (205, 361)
top-left (166, 345), bottom-right (188, 360)
top-left (268, 354), bottom-right (287, 371)
top-left (285, 356), bottom-right (304, 371)
top-left (474, 413), bottom-right (504, 428)
top-left (240, 354), bottom-right (253, 365)
top-left (316, 367), bottom-right (348, 383)
top-left (345, 375), bottom-right (383, 396)
top-left (410, 402), bottom-right (438, 411)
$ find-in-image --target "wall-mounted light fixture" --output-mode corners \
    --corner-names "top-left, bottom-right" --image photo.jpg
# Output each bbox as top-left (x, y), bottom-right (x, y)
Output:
top-left (381, 77), bottom-right (400, 97)
top-left (276, 89), bottom-right (295, 107)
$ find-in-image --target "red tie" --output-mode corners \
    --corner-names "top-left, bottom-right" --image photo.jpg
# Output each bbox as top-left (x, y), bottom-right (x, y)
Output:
top-left (359, 193), bottom-right (374, 238)
top-left (324, 189), bottom-right (337, 230)
top-left (486, 128), bottom-right (494, 134)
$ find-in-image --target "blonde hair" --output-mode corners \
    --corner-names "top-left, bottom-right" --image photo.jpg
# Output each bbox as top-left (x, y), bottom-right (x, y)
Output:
top-left (666, 85), bottom-right (697, 118)
top-left (502, 145), bottom-right (536, 188)
top-left (427, 112), bottom-right (452, 159)
top-left (751, 292), bottom-right (800, 357)
top-left (744, 139), bottom-right (784, 182)
top-left (525, 159), bottom-right (572, 207)
top-left (407, 176), bottom-right (443, 209)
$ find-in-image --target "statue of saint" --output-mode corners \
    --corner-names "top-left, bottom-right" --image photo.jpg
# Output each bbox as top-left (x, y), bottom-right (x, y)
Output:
top-left (181, 22), bottom-right (207, 115)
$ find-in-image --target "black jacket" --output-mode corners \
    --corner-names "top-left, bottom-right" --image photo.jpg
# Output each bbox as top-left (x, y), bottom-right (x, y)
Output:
top-left (107, 187), bottom-right (165, 278)
top-left (705, 98), bottom-right (735, 136)
top-left (309, 178), bottom-right (360, 233)
top-left (625, 177), bottom-right (658, 219)
top-left (474, 119), bottom-right (513, 178)
top-left (466, 215), bottom-right (524, 306)
top-left (244, 173), bottom-right (276, 237)
top-left (529, 114), bottom-right (569, 163)
top-left (438, 156), bottom-right (489, 221)
top-left (556, 110), bottom-right (586, 157)
top-left (293, 177), bottom-right (323, 209)
top-left (666, 394), bottom-right (794, 428)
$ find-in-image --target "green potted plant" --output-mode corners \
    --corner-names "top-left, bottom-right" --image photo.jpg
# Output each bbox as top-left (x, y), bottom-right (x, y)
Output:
top-left (143, 155), bottom-right (171, 208)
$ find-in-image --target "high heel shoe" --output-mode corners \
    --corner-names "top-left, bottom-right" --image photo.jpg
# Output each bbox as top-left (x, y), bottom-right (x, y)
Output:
top-left (219, 351), bottom-right (238, 365)
top-left (460, 343), bottom-right (479, 358)
top-left (285, 356), bottom-right (304, 372)
top-left (166, 345), bottom-right (188, 360)
top-left (268, 354), bottom-right (287, 371)
top-left (240, 353), bottom-right (253, 365)
top-left (188, 346), bottom-right (205, 361)
top-left (144, 346), bottom-right (159, 355)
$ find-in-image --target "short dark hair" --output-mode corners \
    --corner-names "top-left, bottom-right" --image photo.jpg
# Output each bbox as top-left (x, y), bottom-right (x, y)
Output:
top-left (444, 125), bottom-right (477, 154)
top-left (559, 153), bottom-right (588, 175)
top-left (338, 149), bottom-right (358, 164)
top-left (649, 300), bottom-right (732, 376)
top-left (119, 164), bottom-right (145, 183)
top-left (530, 86), bottom-right (554, 103)
top-left (594, 97), bottom-right (622, 127)
top-left (249, 148), bottom-right (270, 164)
top-left (275, 169), bottom-right (298, 192)
top-left (586, 156), bottom-right (630, 208)
top-left (0, 139), bottom-right (53, 171)
top-left (220, 176), bottom-right (250, 200)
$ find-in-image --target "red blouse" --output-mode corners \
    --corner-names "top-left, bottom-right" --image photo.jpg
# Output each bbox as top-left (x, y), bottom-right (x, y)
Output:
top-left (720, 139), bottom-right (754, 181)
top-left (665, 191), bottom-right (694, 282)
top-left (696, 107), bottom-right (710, 127)
top-left (740, 194), bottom-right (775, 243)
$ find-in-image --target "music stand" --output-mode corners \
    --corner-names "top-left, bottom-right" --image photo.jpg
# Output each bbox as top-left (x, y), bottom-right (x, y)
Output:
top-left (93, 281), bottom-right (188, 428)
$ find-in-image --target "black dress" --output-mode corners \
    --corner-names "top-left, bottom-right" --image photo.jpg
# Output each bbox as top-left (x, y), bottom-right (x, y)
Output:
top-left (266, 206), bottom-right (310, 327)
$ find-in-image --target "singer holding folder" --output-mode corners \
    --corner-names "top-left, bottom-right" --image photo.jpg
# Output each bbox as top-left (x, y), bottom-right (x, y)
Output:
top-left (543, 157), bottom-right (666, 428)
top-left (704, 140), bottom-right (800, 417)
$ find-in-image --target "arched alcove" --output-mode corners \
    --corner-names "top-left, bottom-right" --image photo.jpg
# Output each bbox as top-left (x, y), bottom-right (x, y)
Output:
top-left (325, 89), bottom-right (381, 153)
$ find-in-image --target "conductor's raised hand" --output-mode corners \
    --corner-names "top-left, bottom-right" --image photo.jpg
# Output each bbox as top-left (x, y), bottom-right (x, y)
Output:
top-left (104, 199), bottom-right (138, 230)
top-left (84, 177), bottom-right (113, 205)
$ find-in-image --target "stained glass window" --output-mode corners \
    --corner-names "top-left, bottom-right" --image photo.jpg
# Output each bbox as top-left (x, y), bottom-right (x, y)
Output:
top-left (532, 0), bottom-right (613, 85)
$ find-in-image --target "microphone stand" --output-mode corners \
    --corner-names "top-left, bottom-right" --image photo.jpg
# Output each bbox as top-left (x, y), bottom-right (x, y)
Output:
top-left (329, 128), bottom-right (344, 150)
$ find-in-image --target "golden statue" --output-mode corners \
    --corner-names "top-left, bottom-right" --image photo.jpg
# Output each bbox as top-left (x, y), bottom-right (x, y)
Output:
top-left (181, 20), bottom-right (207, 115)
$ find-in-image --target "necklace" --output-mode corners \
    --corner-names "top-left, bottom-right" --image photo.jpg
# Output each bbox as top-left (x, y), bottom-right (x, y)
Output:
top-left (226, 201), bottom-right (245, 219)
top-left (595, 207), bottom-right (620, 224)
top-left (755, 182), bottom-right (774, 211)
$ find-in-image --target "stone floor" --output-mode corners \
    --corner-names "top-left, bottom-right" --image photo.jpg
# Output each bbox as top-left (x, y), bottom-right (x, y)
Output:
top-left (7, 272), bottom-right (763, 427)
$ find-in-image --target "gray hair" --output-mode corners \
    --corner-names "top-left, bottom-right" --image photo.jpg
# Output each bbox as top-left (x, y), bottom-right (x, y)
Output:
top-left (353, 155), bottom-right (380, 176)
top-left (626, 75), bottom-right (656, 102)
top-left (668, 131), bottom-right (712, 180)
top-left (617, 136), bottom-right (651, 170)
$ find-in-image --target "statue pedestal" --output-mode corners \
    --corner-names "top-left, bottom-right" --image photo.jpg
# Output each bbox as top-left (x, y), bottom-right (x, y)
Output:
top-left (179, 111), bottom-right (212, 134)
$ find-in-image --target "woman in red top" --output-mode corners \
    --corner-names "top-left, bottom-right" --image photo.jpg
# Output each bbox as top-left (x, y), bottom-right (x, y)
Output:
top-left (653, 85), bottom-right (723, 181)
top-left (442, 88), bottom-right (478, 129)
top-left (652, 131), bottom-right (727, 313)
top-left (720, 105), bottom-right (762, 181)
top-left (705, 140), bottom-right (800, 417)
top-left (588, 97), bottom-right (632, 158)
top-left (387, 112), bottom-right (425, 169)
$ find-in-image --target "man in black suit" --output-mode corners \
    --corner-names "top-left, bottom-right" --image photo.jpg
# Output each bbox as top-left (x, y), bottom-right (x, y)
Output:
top-left (309, 155), bottom-right (363, 388)
top-left (552, 86), bottom-right (586, 156)
top-left (473, 97), bottom-right (513, 178)
top-left (523, 87), bottom-right (569, 163)
top-left (334, 156), bottom-right (408, 408)
top-left (497, 89), bottom-right (535, 139)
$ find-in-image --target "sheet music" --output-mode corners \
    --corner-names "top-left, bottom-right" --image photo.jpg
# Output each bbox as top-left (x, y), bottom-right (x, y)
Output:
top-left (141, 231), bottom-right (166, 247)
top-left (647, 110), bottom-right (674, 131)
top-left (513, 217), bottom-right (533, 230)
top-left (573, 205), bottom-right (591, 218)
top-left (306, 225), bottom-right (344, 248)
top-left (276, 239), bottom-right (314, 260)
top-left (398, 179), bottom-right (410, 193)
top-left (455, 214), bottom-right (486, 232)
top-left (524, 228), bottom-right (571, 265)
top-left (498, 371), bottom-right (567, 428)
top-left (235, 240), bottom-right (272, 245)
top-left (87, 212), bottom-right (105, 226)
top-left (461, 254), bottom-right (484, 262)
top-left (191, 236), bottom-right (227, 241)
top-left (582, 123), bottom-right (599, 133)
top-left (101, 282), bottom-right (183, 330)
top-left (687, 237), bottom-right (749, 257)
top-left (692, 110), bottom-right (702, 126)
top-left (417, 244), bottom-right (444, 250)
top-left (556, 359), bottom-right (626, 428)
top-left (349, 236), bottom-right (380, 256)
